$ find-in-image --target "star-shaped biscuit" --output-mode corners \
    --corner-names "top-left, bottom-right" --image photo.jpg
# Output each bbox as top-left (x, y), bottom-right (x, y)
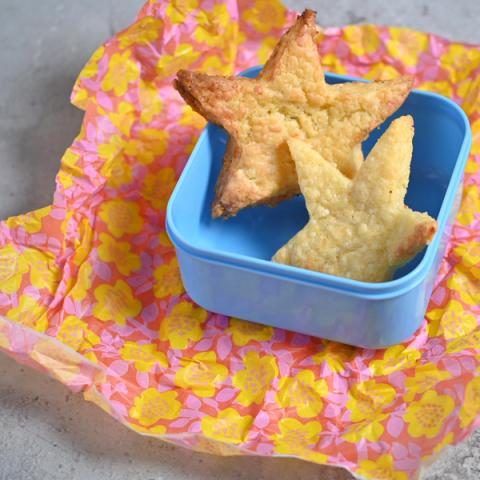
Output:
top-left (174, 10), bottom-right (413, 218)
top-left (272, 116), bottom-right (437, 282)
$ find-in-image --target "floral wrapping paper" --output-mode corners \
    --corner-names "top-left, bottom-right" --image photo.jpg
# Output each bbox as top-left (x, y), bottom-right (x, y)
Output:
top-left (0, 1), bottom-right (479, 478)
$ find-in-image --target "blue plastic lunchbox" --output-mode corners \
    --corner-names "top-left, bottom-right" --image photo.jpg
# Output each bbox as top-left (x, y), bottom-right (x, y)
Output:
top-left (166, 66), bottom-right (472, 349)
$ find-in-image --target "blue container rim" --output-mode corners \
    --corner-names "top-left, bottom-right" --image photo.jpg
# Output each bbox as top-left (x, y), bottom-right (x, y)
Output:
top-left (167, 68), bottom-right (472, 298)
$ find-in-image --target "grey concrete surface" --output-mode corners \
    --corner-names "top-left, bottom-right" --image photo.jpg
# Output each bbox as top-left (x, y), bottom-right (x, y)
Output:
top-left (0, 1), bottom-right (479, 479)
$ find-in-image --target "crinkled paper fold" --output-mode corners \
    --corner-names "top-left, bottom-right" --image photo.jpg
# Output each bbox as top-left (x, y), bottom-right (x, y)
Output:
top-left (0, 1), bottom-right (479, 479)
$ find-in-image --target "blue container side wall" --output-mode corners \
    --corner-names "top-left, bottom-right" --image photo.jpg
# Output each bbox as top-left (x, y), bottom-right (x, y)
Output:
top-left (177, 248), bottom-right (425, 348)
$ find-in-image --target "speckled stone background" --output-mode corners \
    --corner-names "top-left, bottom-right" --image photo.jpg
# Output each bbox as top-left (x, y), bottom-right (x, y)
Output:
top-left (0, 1), bottom-right (479, 479)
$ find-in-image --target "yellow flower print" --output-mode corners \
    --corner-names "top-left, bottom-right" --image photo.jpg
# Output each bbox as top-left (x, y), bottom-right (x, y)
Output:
top-left (227, 318), bottom-right (274, 347)
top-left (83, 351), bottom-right (99, 364)
top-left (97, 233), bottom-right (141, 276)
top-left (129, 129), bottom-right (169, 165)
top-left (175, 351), bottom-right (228, 397)
top-left (201, 408), bottom-right (253, 445)
top-left (417, 81), bottom-right (454, 98)
top-left (98, 134), bottom-right (126, 162)
top-left (200, 56), bottom-right (230, 75)
top-left (194, 4), bottom-right (233, 47)
top-left (159, 231), bottom-right (173, 248)
top-left (103, 102), bottom-right (137, 137)
top-left (466, 156), bottom-right (479, 175)
top-left (441, 44), bottom-right (480, 83)
top-left (93, 280), bottom-right (142, 325)
top-left (347, 381), bottom-right (396, 421)
top-left (193, 436), bottom-right (242, 456)
top-left (276, 370), bottom-right (328, 418)
top-left (128, 423), bottom-right (167, 435)
top-left (100, 157), bottom-right (133, 189)
top-left (404, 390), bottom-right (455, 438)
top-left (80, 46), bottom-right (105, 80)
top-left (447, 268), bottom-right (480, 306)
top-left (459, 376), bottom-right (480, 428)
top-left (6, 206), bottom-right (51, 234)
top-left (141, 167), bottom-right (176, 211)
top-left (129, 388), bottom-right (181, 427)
top-left (99, 129), bottom-right (168, 172)
top-left (57, 149), bottom-right (83, 189)
top-left (99, 199), bottom-right (144, 238)
top-left (386, 28), bottom-right (429, 67)
top-left (117, 17), bottom-right (162, 49)
top-left (120, 341), bottom-right (168, 372)
top-left (321, 53), bottom-right (347, 75)
top-left (0, 331), bottom-right (10, 349)
top-left (165, 0), bottom-right (198, 24)
top-left (342, 414), bottom-right (388, 443)
top-left (27, 208), bottom-right (50, 233)
top-left (101, 51), bottom-right (140, 97)
top-left (157, 44), bottom-right (200, 78)
top-left (21, 248), bottom-right (60, 293)
top-left (369, 345), bottom-right (421, 376)
top-left (30, 340), bottom-right (82, 384)
top-left (7, 295), bottom-right (48, 333)
top-left (258, 37), bottom-right (278, 65)
top-left (457, 77), bottom-right (480, 117)
top-left (56, 316), bottom-right (100, 352)
top-left (454, 240), bottom-right (480, 279)
top-left (99, 129), bottom-right (169, 168)
top-left (232, 352), bottom-right (278, 406)
top-left (98, 133), bottom-right (148, 181)
top-left (357, 454), bottom-right (408, 480)
top-left (153, 257), bottom-right (184, 298)
top-left (159, 301), bottom-right (206, 349)
top-left (469, 118), bottom-right (480, 170)
top-left (457, 185), bottom-right (480, 226)
top-left (364, 63), bottom-right (399, 81)
top-left (138, 81), bottom-right (163, 124)
top-left (427, 299), bottom-right (477, 339)
top-left (55, 170), bottom-right (73, 190)
top-left (446, 329), bottom-right (480, 354)
top-left (243, 0), bottom-right (287, 34)
top-left (272, 418), bottom-right (327, 463)
top-left (70, 217), bottom-right (94, 267)
top-left (179, 105), bottom-right (206, 130)
top-left (343, 25), bottom-right (380, 56)
top-left (0, 245), bottom-right (29, 294)
top-left (69, 262), bottom-right (93, 301)
top-left (298, 446), bottom-right (329, 464)
top-left (199, 12), bottom-right (246, 66)
top-left (404, 363), bottom-right (452, 401)
top-left (71, 88), bottom-right (88, 108)
top-left (312, 340), bottom-right (357, 373)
